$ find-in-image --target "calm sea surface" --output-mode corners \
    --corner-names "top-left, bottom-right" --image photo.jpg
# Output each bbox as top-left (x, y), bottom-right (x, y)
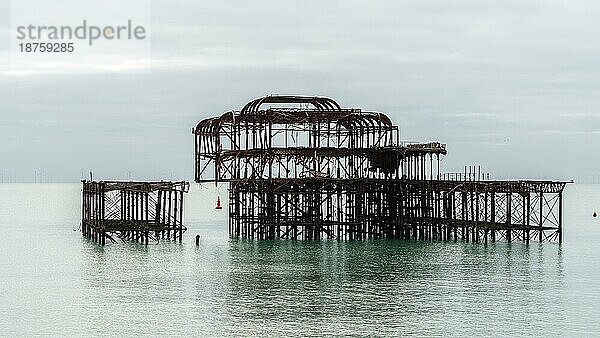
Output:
top-left (0, 183), bottom-right (599, 336)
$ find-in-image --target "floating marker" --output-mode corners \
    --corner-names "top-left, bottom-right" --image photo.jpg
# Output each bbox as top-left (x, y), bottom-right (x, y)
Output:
top-left (215, 196), bottom-right (223, 210)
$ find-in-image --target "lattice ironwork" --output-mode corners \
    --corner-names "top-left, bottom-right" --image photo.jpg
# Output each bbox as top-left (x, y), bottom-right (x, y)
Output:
top-left (81, 181), bottom-right (189, 245)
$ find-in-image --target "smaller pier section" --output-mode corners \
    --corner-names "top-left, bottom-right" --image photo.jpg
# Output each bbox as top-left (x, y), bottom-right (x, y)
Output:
top-left (81, 180), bottom-right (189, 245)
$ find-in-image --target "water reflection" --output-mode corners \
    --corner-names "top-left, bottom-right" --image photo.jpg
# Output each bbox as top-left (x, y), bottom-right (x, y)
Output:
top-left (80, 241), bottom-right (190, 335)
top-left (76, 227), bottom-right (566, 336)
top-left (221, 239), bottom-right (565, 336)
top-left (0, 184), bottom-right (580, 336)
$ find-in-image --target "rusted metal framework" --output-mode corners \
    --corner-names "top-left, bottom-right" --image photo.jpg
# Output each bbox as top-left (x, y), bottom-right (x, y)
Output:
top-left (194, 95), bottom-right (567, 243)
top-left (81, 180), bottom-right (189, 246)
top-left (401, 180), bottom-right (566, 243)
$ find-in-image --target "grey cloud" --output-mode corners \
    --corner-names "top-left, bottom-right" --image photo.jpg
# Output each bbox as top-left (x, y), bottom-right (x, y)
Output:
top-left (1, 0), bottom-right (599, 182)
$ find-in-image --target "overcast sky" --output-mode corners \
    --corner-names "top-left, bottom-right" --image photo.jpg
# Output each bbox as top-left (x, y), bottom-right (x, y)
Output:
top-left (1, 0), bottom-right (599, 182)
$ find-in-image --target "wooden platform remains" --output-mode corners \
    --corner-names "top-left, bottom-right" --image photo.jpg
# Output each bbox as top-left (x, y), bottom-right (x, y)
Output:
top-left (81, 180), bottom-right (189, 246)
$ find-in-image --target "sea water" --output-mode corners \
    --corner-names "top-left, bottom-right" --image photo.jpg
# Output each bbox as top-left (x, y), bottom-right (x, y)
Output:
top-left (0, 183), bottom-right (599, 336)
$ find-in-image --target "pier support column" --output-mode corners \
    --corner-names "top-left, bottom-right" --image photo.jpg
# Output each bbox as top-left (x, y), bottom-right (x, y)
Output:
top-left (558, 191), bottom-right (563, 244)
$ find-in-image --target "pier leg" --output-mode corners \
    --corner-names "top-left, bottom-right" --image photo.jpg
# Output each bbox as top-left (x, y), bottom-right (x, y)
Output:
top-left (558, 191), bottom-right (563, 244)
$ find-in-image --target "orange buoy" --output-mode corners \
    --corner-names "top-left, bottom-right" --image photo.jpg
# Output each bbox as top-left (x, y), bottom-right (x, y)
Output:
top-left (594, 211), bottom-right (597, 218)
top-left (215, 196), bottom-right (223, 210)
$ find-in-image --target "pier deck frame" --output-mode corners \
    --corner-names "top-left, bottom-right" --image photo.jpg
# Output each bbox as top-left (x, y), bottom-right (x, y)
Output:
top-left (226, 179), bottom-right (566, 242)
top-left (81, 180), bottom-right (189, 246)
top-left (194, 95), bottom-right (567, 243)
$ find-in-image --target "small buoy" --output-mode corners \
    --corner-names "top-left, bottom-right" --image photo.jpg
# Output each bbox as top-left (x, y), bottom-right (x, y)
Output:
top-left (215, 196), bottom-right (223, 210)
top-left (195, 234), bottom-right (200, 246)
top-left (594, 211), bottom-right (597, 218)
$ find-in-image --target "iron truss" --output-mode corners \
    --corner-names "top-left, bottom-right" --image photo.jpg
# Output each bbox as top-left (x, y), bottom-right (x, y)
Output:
top-left (81, 180), bottom-right (189, 245)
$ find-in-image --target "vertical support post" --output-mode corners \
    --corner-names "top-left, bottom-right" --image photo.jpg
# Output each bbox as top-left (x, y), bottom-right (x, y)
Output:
top-left (437, 154), bottom-right (440, 180)
top-left (101, 183), bottom-right (106, 246)
top-left (558, 191), bottom-right (563, 244)
top-left (539, 190), bottom-right (544, 242)
top-left (179, 189), bottom-right (184, 243)
top-left (490, 191), bottom-right (496, 242)
top-left (156, 190), bottom-right (162, 238)
top-left (506, 193), bottom-right (512, 242)
top-left (522, 193), bottom-right (528, 244)
top-left (484, 190), bottom-right (488, 244)
top-left (167, 189), bottom-right (172, 239)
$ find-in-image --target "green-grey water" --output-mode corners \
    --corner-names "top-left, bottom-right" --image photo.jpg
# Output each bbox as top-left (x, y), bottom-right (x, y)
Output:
top-left (1, 183), bottom-right (599, 336)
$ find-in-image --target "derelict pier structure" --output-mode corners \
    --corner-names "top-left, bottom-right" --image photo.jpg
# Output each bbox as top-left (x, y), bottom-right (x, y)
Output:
top-left (81, 180), bottom-right (189, 245)
top-left (194, 95), bottom-right (567, 243)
